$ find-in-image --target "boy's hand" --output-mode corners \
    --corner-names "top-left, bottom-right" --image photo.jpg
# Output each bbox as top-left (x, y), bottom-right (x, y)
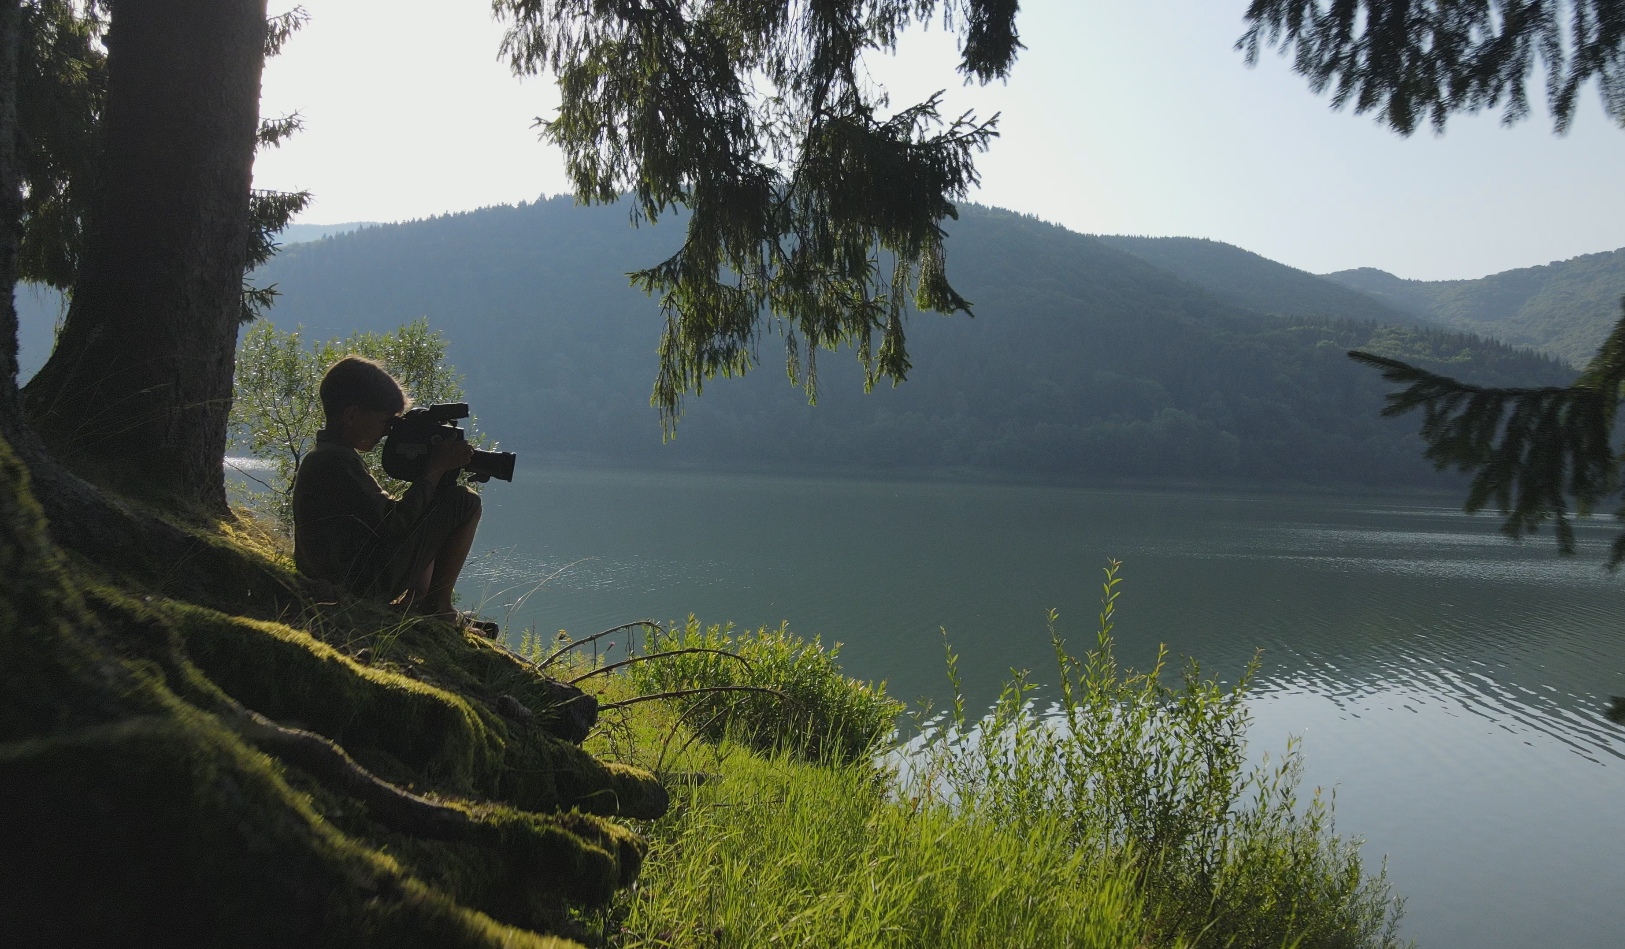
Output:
top-left (425, 437), bottom-right (474, 481)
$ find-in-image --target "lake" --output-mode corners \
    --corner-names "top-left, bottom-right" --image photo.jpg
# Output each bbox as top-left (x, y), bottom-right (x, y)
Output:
top-left (457, 465), bottom-right (1625, 948)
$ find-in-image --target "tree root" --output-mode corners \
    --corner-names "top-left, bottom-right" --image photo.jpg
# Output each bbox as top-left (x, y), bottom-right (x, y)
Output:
top-left (227, 701), bottom-right (478, 841)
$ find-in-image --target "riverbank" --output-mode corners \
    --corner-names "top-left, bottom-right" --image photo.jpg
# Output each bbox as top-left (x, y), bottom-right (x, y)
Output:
top-left (546, 591), bottom-right (1405, 948)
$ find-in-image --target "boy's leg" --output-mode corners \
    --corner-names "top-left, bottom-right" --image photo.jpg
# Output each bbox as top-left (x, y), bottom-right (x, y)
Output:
top-left (404, 562), bottom-right (434, 608)
top-left (373, 484), bottom-right (482, 618)
top-left (423, 505), bottom-right (481, 620)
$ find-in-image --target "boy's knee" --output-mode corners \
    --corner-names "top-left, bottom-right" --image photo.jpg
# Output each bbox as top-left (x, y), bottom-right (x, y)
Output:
top-left (453, 484), bottom-right (482, 522)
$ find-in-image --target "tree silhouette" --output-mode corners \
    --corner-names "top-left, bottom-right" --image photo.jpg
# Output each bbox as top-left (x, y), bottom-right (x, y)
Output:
top-left (16, 1), bottom-right (308, 513)
top-left (1244, 1), bottom-right (1625, 559)
top-left (495, 0), bottom-right (1022, 431)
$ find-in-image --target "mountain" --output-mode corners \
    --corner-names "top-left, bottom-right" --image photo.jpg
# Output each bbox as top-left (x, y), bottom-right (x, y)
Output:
top-left (1323, 250), bottom-right (1625, 366)
top-left (276, 221), bottom-right (380, 245)
top-left (238, 198), bottom-right (1571, 488)
top-left (1096, 235), bottom-right (1427, 328)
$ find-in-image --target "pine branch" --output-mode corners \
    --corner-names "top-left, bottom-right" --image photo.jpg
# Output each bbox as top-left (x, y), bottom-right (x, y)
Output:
top-left (1349, 304), bottom-right (1625, 559)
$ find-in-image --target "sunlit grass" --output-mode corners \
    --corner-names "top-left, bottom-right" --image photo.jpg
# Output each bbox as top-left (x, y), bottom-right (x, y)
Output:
top-left (529, 563), bottom-right (1407, 949)
top-left (612, 748), bottom-right (1152, 949)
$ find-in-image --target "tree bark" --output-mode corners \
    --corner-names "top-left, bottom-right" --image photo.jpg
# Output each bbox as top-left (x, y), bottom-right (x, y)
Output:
top-left (22, 0), bottom-right (267, 514)
top-left (0, 0), bottom-right (19, 417)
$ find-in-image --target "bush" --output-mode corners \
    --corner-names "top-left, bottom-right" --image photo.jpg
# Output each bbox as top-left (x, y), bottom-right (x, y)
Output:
top-left (624, 617), bottom-right (903, 765)
top-left (229, 317), bottom-right (484, 529)
top-left (902, 561), bottom-right (1406, 949)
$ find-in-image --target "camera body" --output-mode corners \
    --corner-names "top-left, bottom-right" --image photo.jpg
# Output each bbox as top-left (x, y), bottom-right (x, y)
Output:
top-left (380, 402), bottom-right (516, 484)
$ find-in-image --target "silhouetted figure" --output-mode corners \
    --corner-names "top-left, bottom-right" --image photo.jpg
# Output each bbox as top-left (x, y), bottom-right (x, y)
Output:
top-left (292, 356), bottom-right (484, 628)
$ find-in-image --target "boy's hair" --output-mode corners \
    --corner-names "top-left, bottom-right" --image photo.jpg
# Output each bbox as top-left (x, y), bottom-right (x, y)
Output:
top-left (319, 356), bottom-right (409, 420)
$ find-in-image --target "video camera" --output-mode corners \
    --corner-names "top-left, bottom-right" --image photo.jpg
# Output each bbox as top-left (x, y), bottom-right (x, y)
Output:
top-left (380, 402), bottom-right (516, 484)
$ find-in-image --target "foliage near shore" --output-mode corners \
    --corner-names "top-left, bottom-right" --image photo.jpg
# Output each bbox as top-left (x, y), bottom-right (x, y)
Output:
top-left (554, 567), bottom-right (1406, 949)
top-left (3, 409), bottom-right (1404, 946)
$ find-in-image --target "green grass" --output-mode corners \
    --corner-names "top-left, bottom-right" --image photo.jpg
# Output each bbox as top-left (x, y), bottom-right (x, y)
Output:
top-left (573, 562), bottom-right (1407, 949)
top-left (612, 749), bottom-right (1151, 949)
top-left (899, 562), bottom-right (1405, 948)
top-left (528, 617), bottom-right (903, 766)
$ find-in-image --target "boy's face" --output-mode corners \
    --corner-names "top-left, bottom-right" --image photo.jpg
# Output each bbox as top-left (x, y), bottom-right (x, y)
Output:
top-left (339, 405), bottom-right (401, 452)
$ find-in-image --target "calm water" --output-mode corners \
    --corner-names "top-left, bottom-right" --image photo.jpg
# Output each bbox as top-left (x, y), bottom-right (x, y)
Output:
top-left (458, 466), bottom-right (1625, 948)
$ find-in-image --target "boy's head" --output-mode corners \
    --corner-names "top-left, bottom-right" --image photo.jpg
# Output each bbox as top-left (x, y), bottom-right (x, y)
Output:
top-left (320, 356), bottom-right (409, 450)
top-left (320, 356), bottom-right (408, 419)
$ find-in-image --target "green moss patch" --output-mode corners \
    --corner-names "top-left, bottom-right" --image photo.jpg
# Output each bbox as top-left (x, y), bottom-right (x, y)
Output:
top-left (169, 599), bottom-right (505, 792)
top-left (0, 713), bottom-right (582, 948)
top-left (0, 430), bottom-right (648, 944)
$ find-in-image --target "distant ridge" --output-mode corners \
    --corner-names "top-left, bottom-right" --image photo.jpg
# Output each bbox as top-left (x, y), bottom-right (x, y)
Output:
top-left (1096, 235), bottom-right (1428, 328)
top-left (240, 198), bottom-right (1571, 488)
top-left (275, 221), bottom-right (381, 245)
top-left (1323, 250), bottom-right (1625, 365)
top-left (9, 202), bottom-right (1581, 487)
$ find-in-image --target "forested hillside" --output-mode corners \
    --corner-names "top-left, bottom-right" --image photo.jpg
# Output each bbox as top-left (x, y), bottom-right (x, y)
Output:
top-left (1324, 249), bottom-right (1625, 366)
top-left (238, 199), bottom-right (1570, 488)
top-left (1096, 235), bottom-right (1426, 328)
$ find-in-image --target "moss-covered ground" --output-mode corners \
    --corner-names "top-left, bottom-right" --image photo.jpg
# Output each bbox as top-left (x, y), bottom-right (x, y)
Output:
top-left (0, 431), bottom-right (657, 947)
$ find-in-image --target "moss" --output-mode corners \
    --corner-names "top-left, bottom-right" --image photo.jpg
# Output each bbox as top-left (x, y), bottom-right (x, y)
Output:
top-left (0, 433), bottom-right (161, 738)
top-left (0, 430), bottom-right (646, 944)
top-left (294, 768), bottom-right (647, 935)
top-left (500, 737), bottom-right (670, 820)
top-left (0, 714), bottom-right (580, 948)
top-left (70, 575), bottom-right (668, 819)
top-left (164, 597), bottom-right (506, 792)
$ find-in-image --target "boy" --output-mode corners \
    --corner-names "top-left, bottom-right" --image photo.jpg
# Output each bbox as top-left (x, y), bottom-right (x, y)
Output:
top-left (292, 355), bottom-right (483, 625)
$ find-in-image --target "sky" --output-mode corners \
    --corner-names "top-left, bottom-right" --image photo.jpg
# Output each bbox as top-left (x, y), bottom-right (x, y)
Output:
top-left (253, 0), bottom-right (1625, 282)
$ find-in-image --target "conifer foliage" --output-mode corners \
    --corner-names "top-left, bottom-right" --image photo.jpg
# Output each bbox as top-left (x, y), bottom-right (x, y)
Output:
top-left (1245, 3), bottom-right (1625, 561)
top-left (494, 0), bottom-right (1022, 431)
top-left (1239, 1), bottom-right (1625, 134)
top-left (14, 2), bottom-right (311, 320)
top-left (1351, 308), bottom-right (1625, 563)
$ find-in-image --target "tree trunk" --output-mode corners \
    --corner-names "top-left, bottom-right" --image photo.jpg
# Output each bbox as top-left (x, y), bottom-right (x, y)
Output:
top-left (22, 0), bottom-right (266, 515)
top-left (0, 0), bottom-right (19, 421)
top-left (0, 0), bottom-right (296, 616)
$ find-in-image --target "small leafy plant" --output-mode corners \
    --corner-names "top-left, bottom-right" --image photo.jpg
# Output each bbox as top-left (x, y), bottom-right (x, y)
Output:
top-left (903, 560), bottom-right (1406, 948)
top-left (626, 617), bottom-right (903, 765)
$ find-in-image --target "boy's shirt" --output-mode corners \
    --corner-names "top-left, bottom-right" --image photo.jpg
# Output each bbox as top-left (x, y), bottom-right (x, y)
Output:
top-left (292, 430), bottom-right (435, 590)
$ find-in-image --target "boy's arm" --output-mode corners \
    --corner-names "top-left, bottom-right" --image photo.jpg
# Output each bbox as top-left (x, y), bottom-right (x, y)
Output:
top-left (376, 438), bottom-right (474, 540)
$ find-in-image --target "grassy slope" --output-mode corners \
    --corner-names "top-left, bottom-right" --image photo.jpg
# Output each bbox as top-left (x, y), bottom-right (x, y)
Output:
top-left (565, 610), bottom-right (1407, 949)
top-left (1324, 249), bottom-right (1625, 365)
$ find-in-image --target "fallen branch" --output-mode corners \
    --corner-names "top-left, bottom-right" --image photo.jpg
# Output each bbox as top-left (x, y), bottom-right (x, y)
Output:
top-left (566, 647), bottom-right (753, 685)
top-left (600, 684), bottom-right (797, 711)
top-left (535, 621), bottom-right (661, 672)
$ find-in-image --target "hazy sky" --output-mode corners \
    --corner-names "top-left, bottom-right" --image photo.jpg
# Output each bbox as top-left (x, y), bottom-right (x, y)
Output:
top-left (254, 0), bottom-right (1625, 281)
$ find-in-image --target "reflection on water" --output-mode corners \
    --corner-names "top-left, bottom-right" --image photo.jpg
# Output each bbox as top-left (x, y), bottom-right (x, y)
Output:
top-left (459, 467), bottom-right (1625, 948)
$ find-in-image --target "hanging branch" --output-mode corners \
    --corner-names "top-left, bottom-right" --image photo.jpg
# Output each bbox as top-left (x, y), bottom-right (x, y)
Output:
top-left (1348, 301), bottom-right (1625, 563)
top-left (494, 0), bottom-right (1023, 434)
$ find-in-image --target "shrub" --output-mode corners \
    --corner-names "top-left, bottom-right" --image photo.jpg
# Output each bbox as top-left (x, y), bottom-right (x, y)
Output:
top-left (625, 617), bottom-right (903, 765)
top-left (901, 560), bottom-right (1407, 949)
